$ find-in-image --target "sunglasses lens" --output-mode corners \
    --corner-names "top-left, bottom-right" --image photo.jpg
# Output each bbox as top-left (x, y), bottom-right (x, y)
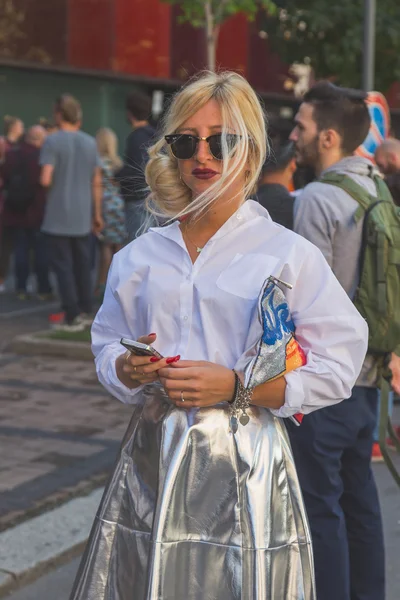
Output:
top-left (209, 134), bottom-right (239, 160)
top-left (170, 135), bottom-right (197, 159)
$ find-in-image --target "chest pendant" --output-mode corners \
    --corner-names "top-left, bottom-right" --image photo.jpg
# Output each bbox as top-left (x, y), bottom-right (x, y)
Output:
top-left (196, 247), bottom-right (202, 253)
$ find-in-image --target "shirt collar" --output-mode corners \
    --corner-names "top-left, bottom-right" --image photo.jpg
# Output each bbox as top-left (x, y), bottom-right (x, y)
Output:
top-left (149, 199), bottom-right (271, 247)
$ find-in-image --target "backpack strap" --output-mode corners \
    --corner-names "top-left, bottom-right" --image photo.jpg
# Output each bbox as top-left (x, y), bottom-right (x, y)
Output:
top-left (319, 172), bottom-right (372, 221)
top-left (374, 174), bottom-right (395, 204)
top-left (319, 171), bottom-right (390, 313)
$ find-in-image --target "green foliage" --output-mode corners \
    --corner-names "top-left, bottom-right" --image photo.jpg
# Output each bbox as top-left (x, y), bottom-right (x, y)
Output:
top-left (162, 0), bottom-right (276, 28)
top-left (261, 0), bottom-right (400, 92)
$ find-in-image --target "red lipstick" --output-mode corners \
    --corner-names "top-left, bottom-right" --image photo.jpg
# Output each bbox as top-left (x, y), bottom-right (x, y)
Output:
top-left (192, 168), bottom-right (218, 180)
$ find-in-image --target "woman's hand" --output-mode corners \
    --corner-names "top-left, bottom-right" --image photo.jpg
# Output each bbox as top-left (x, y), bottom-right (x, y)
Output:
top-left (158, 360), bottom-right (236, 408)
top-left (115, 333), bottom-right (180, 389)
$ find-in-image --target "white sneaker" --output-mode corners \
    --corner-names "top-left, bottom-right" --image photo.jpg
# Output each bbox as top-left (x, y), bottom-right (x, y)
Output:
top-left (78, 313), bottom-right (94, 327)
top-left (53, 317), bottom-right (86, 332)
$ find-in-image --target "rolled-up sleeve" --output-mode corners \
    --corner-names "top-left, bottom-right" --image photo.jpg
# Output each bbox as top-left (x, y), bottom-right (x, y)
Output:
top-left (270, 244), bottom-right (368, 417)
top-left (91, 261), bottom-right (144, 404)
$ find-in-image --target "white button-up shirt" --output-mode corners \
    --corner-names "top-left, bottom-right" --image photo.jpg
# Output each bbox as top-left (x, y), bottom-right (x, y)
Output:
top-left (92, 200), bottom-right (368, 417)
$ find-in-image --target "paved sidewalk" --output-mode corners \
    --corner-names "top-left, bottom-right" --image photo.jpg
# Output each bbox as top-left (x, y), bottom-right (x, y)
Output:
top-left (0, 292), bottom-right (58, 320)
top-left (0, 294), bottom-right (58, 354)
top-left (0, 353), bottom-right (131, 531)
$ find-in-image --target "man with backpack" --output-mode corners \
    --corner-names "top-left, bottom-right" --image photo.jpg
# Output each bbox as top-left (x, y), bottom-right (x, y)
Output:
top-left (289, 82), bottom-right (400, 600)
top-left (1, 125), bottom-right (52, 299)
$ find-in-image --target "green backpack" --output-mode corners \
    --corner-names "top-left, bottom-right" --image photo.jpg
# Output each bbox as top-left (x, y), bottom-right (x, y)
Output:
top-left (319, 171), bottom-right (400, 357)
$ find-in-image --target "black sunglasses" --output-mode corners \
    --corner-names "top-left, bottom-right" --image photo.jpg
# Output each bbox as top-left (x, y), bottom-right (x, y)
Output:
top-left (164, 133), bottom-right (240, 160)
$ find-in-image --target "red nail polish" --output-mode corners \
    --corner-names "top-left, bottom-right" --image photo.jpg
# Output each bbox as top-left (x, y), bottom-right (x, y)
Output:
top-left (166, 355), bottom-right (180, 364)
top-left (150, 357), bottom-right (160, 363)
top-left (148, 333), bottom-right (156, 336)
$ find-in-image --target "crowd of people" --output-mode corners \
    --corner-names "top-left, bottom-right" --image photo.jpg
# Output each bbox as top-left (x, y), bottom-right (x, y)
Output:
top-left (1, 86), bottom-right (399, 335)
top-left (0, 90), bottom-right (156, 329)
top-left (0, 74), bottom-right (399, 600)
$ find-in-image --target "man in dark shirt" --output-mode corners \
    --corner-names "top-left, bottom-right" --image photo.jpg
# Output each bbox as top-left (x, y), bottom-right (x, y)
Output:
top-left (116, 91), bottom-right (155, 241)
top-left (256, 141), bottom-right (296, 230)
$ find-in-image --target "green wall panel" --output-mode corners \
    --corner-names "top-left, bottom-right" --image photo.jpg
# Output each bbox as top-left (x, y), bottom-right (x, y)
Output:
top-left (0, 66), bottom-right (146, 151)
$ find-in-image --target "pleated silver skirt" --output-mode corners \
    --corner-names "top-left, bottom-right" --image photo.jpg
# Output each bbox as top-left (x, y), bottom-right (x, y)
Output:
top-left (70, 384), bottom-right (315, 600)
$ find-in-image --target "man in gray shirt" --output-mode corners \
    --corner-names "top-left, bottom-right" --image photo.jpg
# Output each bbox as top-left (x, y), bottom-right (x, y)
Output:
top-left (288, 82), bottom-right (385, 600)
top-left (40, 94), bottom-right (103, 329)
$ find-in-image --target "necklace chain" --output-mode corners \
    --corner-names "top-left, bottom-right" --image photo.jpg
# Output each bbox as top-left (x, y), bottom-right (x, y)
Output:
top-left (183, 227), bottom-right (204, 253)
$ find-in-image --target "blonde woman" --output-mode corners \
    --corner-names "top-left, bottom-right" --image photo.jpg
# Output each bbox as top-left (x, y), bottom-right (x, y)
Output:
top-left (95, 128), bottom-right (126, 297)
top-left (71, 72), bottom-right (368, 600)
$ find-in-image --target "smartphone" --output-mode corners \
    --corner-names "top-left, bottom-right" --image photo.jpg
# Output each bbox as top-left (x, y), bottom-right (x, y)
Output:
top-left (120, 338), bottom-right (163, 359)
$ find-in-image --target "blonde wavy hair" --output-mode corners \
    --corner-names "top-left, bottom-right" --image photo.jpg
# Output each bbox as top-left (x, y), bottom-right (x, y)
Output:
top-left (145, 71), bottom-right (268, 221)
top-left (96, 127), bottom-right (123, 171)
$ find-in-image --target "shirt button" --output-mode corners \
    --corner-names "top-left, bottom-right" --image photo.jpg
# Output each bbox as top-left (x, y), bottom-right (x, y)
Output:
top-left (183, 315), bottom-right (188, 321)
top-left (236, 214), bottom-right (242, 220)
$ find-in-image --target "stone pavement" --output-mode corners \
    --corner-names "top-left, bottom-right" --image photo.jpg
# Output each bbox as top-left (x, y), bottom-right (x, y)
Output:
top-left (0, 293), bottom-right (59, 354)
top-left (0, 292), bottom-right (58, 319)
top-left (0, 353), bottom-right (132, 532)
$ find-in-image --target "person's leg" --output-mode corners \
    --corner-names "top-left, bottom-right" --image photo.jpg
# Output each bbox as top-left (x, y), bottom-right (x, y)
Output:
top-left (372, 389), bottom-right (395, 460)
top-left (13, 228), bottom-right (30, 293)
top-left (46, 235), bottom-right (79, 323)
top-left (288, 401), bottom-right (356, 600)
top-left (371, 392), bottom-right (383, 462)
top-left (71, 235), bottom-right (93, 315)
top-left (32, 230), bottom-right (52, 294)
top-left (96, 242), bottom-right (113, 289)
top-left (89, 232), bottom-right (99, 272)
top-left (373, 394), bottom-right (380, 443)
top-left (0, 226), bottom-right (16, 287)
top-left (340, 387), bottom-right (385, 600)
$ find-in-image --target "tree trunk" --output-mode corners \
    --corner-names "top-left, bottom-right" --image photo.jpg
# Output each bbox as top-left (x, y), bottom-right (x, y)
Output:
top-left (204, 0), bottom-right (218, 71)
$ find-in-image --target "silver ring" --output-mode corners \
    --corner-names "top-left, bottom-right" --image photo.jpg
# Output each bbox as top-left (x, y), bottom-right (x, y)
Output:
top-left (180, 391), bottom-right (185, 403)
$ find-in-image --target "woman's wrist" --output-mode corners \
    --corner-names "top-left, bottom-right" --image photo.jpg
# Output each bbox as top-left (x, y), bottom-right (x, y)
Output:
top-left (227, 371), bottom-right (239, 404)
top-left (251, 377), bottom-right (286, 410)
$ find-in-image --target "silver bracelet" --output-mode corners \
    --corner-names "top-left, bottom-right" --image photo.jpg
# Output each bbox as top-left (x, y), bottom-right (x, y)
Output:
top-left (229, 373), bottom-right (254, 434)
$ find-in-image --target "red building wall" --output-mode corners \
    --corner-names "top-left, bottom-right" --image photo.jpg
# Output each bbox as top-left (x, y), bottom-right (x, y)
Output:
top-left (68, 0), bottom-right (113, 70)
top-left (248, 19), bottom-right (290, 95)
top-left (0, 1), bottom-right (292, 98)
top-left (113, 0), bottom-right (170, 78)
top-left (2, 1), bottom-right (399, 108)
top-left (217, 14), bottom-right (248, 76)
top-left (1, 0), bottom-right (68, 65)
top-left (170, 6), bottom-right (207, 81)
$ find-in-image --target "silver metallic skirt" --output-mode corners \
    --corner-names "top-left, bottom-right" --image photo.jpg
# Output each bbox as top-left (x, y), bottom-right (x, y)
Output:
top-left (70, 384), bottom-right (315, 599)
